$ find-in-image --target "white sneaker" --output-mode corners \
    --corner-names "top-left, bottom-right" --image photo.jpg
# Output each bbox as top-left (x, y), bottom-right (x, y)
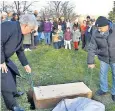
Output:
top-left (24, 49), bottom-right (28, 51)
top-left (27, 48), bottom-right (31, 51)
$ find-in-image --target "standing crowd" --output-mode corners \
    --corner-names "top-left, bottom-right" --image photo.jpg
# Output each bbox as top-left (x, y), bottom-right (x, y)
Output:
top-left (1, 10), bottom-right (115, 111)
top-left (1, 11), bottom-right (96, 52)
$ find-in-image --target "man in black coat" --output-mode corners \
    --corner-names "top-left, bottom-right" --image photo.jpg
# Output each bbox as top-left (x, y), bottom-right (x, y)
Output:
top-left (87, 16), bottom-right (115, 102)
top-left (1, 14), bottom-right (38, 111)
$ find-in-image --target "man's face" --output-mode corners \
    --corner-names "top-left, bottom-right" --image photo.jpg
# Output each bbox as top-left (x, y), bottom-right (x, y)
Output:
top-left (56, 18), bottom-right (59, 21)
top-left (73, 27), bottom-right (77, 31)
top-left (22, 25), bottom-right (34, 35)
top-left (88, 21), bottom-right (93, 27)
top-left (58, 25), bottom-right (62, 30)
top-left (14, 15), bottom-right (18, 20)
top-left (83, 20), bottom-right (86, 25)
top-left (87, 18), bottom-right (90, 22)
top-left (8, 12), bottom-right (12, 17)
top-left (2, 15), bottom-right (7, 20)
top-left (97, 25), bottom-right (109, 32)
top-left (67, 28), bottom-right (70, 32)
top-left (45, 18), bottom-right (48, 21)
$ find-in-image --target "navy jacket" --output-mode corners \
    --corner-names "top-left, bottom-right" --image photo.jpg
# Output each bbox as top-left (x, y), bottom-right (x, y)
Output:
top-left (1, 21), bottom-right (28, 65)
top-left (1, 21), bottom-right (28, 75)
top-left (1, 21), bottom-right (29, 92)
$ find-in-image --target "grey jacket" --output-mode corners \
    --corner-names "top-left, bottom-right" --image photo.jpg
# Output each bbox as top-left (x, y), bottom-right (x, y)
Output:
top-left (72, 29), bottom-right (81, 42)
top-left (87, 24), bottom-right (115, 64)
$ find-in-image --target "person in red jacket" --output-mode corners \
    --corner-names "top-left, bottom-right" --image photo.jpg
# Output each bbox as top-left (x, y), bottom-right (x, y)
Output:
top-left (64, 27), bottom-right (72, 49)
top-left (80, 20), bottom-right (87, 49)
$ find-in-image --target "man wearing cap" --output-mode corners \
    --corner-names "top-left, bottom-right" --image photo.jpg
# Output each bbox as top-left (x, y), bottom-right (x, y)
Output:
top-left (1, 14), bottom-right (37, 111)
top-left (87, 16), bottom-right (115, 101)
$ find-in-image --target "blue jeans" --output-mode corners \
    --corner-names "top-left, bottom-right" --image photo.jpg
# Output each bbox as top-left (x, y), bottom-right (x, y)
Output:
top-left (37, 32), bottom-right (42, 41)
top-left (53, 42), bottom-right (59, 49)
top-left (100, 61), bottom-right (115, 95)
top-left (44, 32), bottom-right (51, 45)
top-left (34, 36), bottom-right (38, 46)
top-left (58, 40), bottom-right (64, 48)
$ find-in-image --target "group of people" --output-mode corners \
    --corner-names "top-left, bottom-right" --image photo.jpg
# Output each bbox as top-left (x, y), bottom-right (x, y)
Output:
top-left (34, 15), bottom-right (96, 51)
top-left (1, 11), bottom-right (96, 51)
top-left (35, 15), bottom-right (96, 51)
top-left (1, 10), bottom-right (115, 111)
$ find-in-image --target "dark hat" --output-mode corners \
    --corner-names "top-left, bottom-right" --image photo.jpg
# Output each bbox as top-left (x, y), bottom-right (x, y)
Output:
top-left (95, 16), bottom-right (109, 27)
top-left (13, 13), bottom-right (18, 16)
top-left (87, 16), bottom-right (90, 19)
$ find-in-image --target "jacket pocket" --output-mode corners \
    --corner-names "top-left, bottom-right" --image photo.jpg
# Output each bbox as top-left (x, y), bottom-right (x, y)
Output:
top-left (97, 48), bottom-right (108, 57)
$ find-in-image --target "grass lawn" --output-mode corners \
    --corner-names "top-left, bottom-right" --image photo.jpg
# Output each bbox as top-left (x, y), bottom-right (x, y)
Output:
top-left (1, 43), bottom-right (115, 111)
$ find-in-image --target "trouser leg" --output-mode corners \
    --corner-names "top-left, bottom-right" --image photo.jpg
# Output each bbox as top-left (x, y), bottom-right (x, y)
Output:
top-left (2, 91), bottom-right (18, 110)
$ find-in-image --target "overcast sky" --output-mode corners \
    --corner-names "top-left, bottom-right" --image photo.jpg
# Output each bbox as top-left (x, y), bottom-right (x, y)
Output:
top-left (6, 0), bottom-right (114, 16)
top-left (34, 0), bottom-right (114, 16)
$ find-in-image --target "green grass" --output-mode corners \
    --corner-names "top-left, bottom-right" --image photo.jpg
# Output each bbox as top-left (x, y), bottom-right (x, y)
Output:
top-left (1, 43), bottom-right (115, 111)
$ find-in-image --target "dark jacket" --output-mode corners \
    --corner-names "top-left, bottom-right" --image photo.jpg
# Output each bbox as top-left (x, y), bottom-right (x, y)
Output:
top-left (85, 26), bottom-right (93, 41)
top-left (87, 23), bottom-right (115, 64)
top-left (53, 21), bottom-right (58, 30)
top-left (38, 20), bottom-right (44, 32)
top-left (11, 18), bottom-right (17, 21)
top-left (1, 21), bottom-right (28, 92)
top-left (61, 21), bottom-right (66, 32)
top-left (1, 21), bottom-right (28, 66)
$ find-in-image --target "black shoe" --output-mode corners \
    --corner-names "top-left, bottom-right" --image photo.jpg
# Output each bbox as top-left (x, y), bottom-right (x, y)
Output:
top-left (112, 95), bottom-right (115, 101)
top-left (13, 92), bottom-right (24, 97)
top-left (75, 49), bottom-right (78, 51)
top-left (12, 106), bottom-right (24, 111)
top-left (96, 89), bottom-right (107, 96)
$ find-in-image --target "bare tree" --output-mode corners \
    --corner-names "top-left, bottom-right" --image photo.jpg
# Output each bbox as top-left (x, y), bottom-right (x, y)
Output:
top-left (0, 1), bottom-right (14, 13)
top-left (40, 1), bottom-right (76, 20)
top-left (13, 1), bottom-right (38, 14)
top-left (48, 1), bottom-right (61, 17)
top-left (0, 1), bottom-right (38, 14)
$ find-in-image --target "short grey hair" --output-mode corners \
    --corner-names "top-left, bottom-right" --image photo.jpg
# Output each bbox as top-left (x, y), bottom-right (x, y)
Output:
top-left (1, 11), bottom-right (7, 16)
top-left (19, 14), bottom-right (38, 28)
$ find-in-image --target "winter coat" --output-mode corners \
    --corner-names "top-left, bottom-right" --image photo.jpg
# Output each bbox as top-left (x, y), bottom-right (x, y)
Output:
top-left (44, 21), bottom-right (52, 33)
top-left (87, 23), bottom-right (115, 64)
top-left (1, 21), bottom-right (28, 92)
top-left (72, 29), bottom-right (81, 42)
top-left (64, 31), bottom-right (72, 41)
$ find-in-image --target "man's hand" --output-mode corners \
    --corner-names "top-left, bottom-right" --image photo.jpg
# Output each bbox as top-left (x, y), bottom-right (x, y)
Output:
top-left (24, 65), bottom-right (31, 73)
top-left (88, 64), bottom-right (95, 69)
top-left (0, 62), bottom-right (8, 73)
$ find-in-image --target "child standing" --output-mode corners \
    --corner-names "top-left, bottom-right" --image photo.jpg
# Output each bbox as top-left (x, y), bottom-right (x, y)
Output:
top-left (57, 25), bottom-right (64, 48)
top-left (72, 25), bottom-right (81, 50)
top-left (64, 27), bottom-right (72, 50)
top-left (52, 29), bottom-right (59, 49)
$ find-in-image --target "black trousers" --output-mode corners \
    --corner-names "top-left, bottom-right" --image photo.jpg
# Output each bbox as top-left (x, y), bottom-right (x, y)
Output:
top-left (12, 73), bottom-right (16, 85)
top-left (2, 91), bottom-right (18, 110)
top-left (2, 72), bottom-right (18, 110)
top-left (81, 34), bottom-right (86, 49)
